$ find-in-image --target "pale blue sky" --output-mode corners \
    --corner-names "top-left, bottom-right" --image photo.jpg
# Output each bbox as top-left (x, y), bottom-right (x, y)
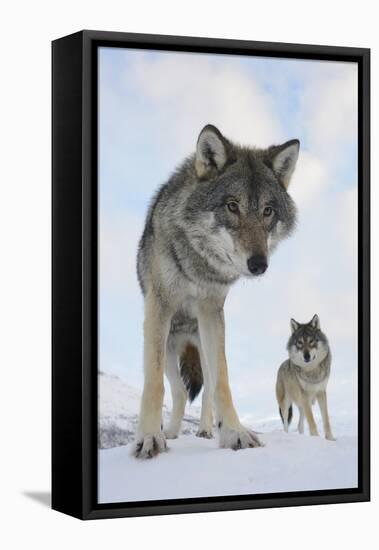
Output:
top-left (98, 47), bottom-right (358, 419)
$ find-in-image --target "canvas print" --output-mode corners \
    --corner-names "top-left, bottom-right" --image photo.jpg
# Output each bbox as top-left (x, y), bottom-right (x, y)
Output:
top-left (97, 47), bottom-right (358, 504)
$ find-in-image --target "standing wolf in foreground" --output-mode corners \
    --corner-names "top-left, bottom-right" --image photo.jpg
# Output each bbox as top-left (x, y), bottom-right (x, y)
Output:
top-left (134, 124), bottom-right (300, 458)
top-left (276, 315), bottom-right (335, 440)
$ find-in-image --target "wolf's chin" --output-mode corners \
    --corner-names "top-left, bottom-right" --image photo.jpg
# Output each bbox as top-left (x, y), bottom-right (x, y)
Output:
top-left (247, 269), bottom-right (268, 278)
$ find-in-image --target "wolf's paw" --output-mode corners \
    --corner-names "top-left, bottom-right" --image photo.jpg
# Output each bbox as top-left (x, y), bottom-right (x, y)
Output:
top-left (164, 428), bottom-right (179, 440)
top-left (132, 433), bottom-right (168, 459)
top-left (196, 429), bottom-right (214, 439)
top-left (219, 426), bottom-right (263, 450)
top-left (326, 434), bottom-right (336, 441)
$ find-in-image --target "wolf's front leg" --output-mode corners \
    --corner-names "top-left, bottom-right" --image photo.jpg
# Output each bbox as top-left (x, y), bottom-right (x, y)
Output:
top-left (134, 290), bottom-right (172, 458)
top-left (196, 352), bottom-right (214, 438)
top-left (198, 304), bottom-right (261, 450)
top-left (164, 347), bottom-right (187, 439)
top-left (301, 394), bottom-right (319, 437)
top-left (317, 391), bottom-right (335, 441)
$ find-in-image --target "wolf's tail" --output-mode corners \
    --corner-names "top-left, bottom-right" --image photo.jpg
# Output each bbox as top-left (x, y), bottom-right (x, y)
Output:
top-left (179, 343), bottom-right (203, 402)
top-left (279, 405), bottom-right (293, 426)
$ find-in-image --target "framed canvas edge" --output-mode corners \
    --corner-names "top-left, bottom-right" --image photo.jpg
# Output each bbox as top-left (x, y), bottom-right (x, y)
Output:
top-left (55, 28), bottom-right (370, 59)
top-left (52, 30), bottom-right (370, 521)
top-left (52, 31), bottom-right (85, 519)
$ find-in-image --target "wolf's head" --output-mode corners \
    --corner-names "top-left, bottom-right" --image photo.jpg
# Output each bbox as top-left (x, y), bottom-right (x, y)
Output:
top-left (287, 315), bottom-right (329, 368)
top-left (185, 124), bottom-right (300, 279)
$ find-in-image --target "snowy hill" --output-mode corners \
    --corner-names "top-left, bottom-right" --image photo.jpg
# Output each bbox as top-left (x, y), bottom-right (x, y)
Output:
top-left (98, 372), bottom-right (201, 449)
top-left (98, 372), bottom-right (358, 503)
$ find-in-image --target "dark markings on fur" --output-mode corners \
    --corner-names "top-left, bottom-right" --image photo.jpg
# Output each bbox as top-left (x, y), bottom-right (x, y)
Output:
top-left (218, 421), bottom-right (222, 429)
top-left (197, 430), bottom-right (214, 439)
top-left (280, 157), bottom-right (291, 175)
top-left (136, 181), bottom-right (172, 295)
top-left (279, 405), bottom-right (293, 425)
top-left (287, 319), bottom-right (329, 354)
top-left (169, 243), bottom-right (197, 285)
top-left (232, 437), bottom-right (242, 451)
top-left (264, 139), bottom-right (300, 188)
top-left (179, 343), bottom-right (203, 402)
top-left (170, 311), bottom-right (198, 336)
top-left (203, 143), bottom-right (217, 168)
top-left (135, 436), bottom-right (167, 458)
top-left (147, 438), bottom-right (156, 458)
top-left (199, 125), bottom-right (237, 176)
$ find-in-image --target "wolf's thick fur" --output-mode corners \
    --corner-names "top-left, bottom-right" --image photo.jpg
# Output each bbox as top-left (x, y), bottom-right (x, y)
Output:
top-left (134, 124), bottom-right (300, 458)
top-left (276, 315), bottom-right (335, 440)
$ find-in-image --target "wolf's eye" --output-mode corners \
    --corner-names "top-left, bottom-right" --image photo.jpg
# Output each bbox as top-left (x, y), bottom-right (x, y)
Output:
top-left (297, 341), bottom-right (303, 349)
top-left (263, 206), bottom-right (273, 217)
top-left (227, 201), bottom-right (239, 213)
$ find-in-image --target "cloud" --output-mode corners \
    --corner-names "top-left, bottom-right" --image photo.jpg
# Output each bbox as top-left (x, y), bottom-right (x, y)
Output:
top-left (99, 210), bottom-right (143, 297)
top-left (98, 210), bottom-right (145, 386)
top-left (126, 51), bottom-right (284, 154)
top-left (100, 50), bottom-right (357, 213)
top-left (290, 150), bottom-right (330, 210)
top-left (336, 187), bottom-right (358, 257)
top-left (299, 61), bottom-right (358, 163)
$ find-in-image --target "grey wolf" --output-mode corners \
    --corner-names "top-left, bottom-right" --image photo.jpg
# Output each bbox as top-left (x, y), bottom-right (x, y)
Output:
top-left (276, 314), bottom-right (335, 440)
top-left (134, 124), bottom-right (300, 458)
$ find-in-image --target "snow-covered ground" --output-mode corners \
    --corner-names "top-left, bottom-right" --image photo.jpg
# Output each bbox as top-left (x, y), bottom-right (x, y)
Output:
top-left (98, 373), bottom-right (358, 503)
top-left (98, 372), bottom-right (201, 449)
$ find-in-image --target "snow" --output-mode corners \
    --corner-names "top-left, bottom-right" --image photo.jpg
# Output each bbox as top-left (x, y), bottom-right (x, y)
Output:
top-left (98, 373), bottom-right (358, 503)
top-left (99, 432), bottom-right (357, 503)
top-left (98, 371), bottom-right (201, 449)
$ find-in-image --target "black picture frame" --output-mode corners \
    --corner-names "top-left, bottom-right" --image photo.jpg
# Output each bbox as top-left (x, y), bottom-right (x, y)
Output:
top-left (52, 30), bottom-right (370, 520)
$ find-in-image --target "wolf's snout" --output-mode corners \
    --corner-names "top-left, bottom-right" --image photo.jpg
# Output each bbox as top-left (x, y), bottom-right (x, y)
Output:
top-left (247, 255), bottom-right (268, 276)
top-left (303, 351), bottom-right (311, 362)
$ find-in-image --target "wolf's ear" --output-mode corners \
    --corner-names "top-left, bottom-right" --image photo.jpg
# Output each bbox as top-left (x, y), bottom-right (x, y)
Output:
top-left (290, 318), bottom-right (300, 333)
top-left (195, 125), bottom-right (234, 179)
top-left (310, 314), bottom-right (320, 329)
top-left (268, 139), bottom-right (300, 189)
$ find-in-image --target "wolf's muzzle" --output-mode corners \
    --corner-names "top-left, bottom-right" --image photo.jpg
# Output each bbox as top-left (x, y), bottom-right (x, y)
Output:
top-left (247, 255), bottom-right (268, 276)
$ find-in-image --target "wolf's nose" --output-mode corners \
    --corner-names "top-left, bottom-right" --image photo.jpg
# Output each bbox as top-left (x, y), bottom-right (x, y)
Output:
top-left (304, 351), bottom-right (310, 362)
top-left (247, 255), bottom-right (268, 275)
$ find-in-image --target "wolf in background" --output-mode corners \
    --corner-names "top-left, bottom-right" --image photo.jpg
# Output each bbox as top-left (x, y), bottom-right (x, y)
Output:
top-left (276, 314), bottom-right (335, 440)
top-left (134, 124), bottom-right (300, 458)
